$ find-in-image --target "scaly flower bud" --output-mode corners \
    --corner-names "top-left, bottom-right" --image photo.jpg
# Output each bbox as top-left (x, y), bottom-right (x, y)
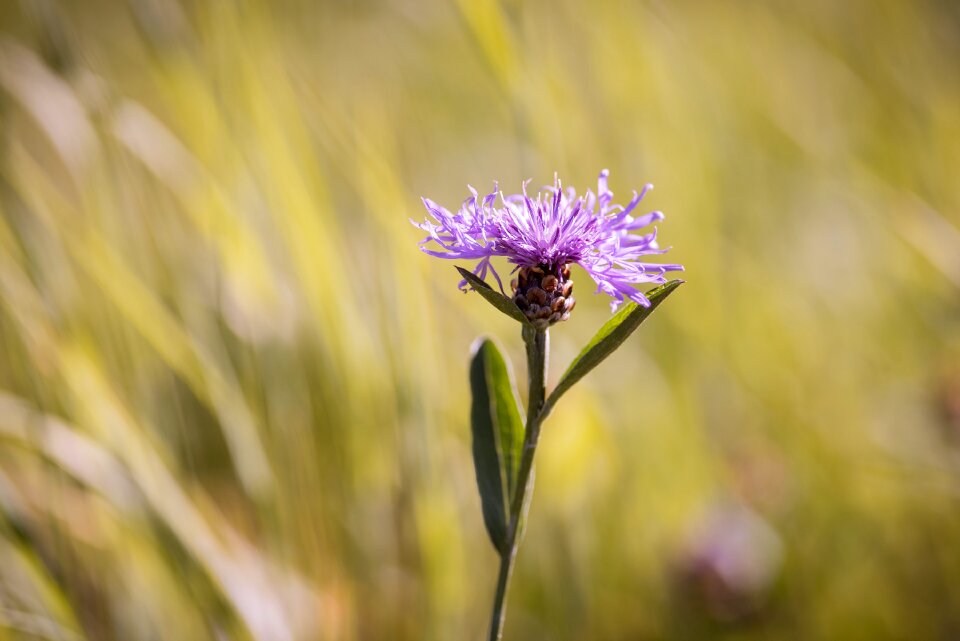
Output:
top-left (511, 264), bottom-right (576, 329)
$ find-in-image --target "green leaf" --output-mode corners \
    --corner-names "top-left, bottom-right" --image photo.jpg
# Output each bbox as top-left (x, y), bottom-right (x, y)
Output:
top-left (543, 280), bottom-right (684, 415)
top-left (456, 266), bottom-right (532, 328)
top-left (469, 337), bottom-right (525, 556)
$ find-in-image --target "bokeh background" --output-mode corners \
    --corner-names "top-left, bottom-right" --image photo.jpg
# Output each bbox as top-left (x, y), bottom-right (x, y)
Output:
top-left (1, 0), bottom-right (959, 639)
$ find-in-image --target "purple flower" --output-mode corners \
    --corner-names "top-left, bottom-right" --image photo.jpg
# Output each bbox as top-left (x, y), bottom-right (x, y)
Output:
top-left (412, 170), bottom-right (683, 315)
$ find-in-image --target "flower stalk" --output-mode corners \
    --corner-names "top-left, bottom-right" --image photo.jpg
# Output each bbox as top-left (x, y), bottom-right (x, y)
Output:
top-left (488, 327), bottom-right (548, 641)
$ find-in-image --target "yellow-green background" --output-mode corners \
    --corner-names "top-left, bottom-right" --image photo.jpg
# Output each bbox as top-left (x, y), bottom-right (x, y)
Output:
top-left (1, 1), bottom-right (959, 639)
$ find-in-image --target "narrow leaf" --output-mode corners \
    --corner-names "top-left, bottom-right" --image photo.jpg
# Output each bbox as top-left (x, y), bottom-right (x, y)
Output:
top-left (544, 280), bottom-right (684, 413)
top-left (469, 337), bottom-right (525, 556)
top-left (457, 266), bottom-right (533, 327)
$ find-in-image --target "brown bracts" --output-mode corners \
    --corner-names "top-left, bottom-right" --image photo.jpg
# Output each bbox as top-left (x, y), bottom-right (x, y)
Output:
top-left (511, 264), bottom-right (577, 329)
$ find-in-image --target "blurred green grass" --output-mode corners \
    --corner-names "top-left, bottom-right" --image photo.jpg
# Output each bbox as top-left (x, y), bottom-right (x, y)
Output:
top-left (0, 0), bottom-right (959, 639)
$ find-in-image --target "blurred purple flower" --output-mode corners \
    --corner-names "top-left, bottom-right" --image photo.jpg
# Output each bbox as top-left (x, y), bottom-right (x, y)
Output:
top-left (674, 502), bottom-right (783, 622)
top-left (412, 170), bottom-right (683, 311)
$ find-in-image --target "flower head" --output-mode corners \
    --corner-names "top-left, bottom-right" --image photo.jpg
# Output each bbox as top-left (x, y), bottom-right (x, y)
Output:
top-left (412, 170), bottom-right (683, 321)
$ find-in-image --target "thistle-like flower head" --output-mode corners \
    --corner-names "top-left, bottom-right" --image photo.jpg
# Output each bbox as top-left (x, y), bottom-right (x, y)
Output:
top-left (412, 170), bottom-right (683, 323)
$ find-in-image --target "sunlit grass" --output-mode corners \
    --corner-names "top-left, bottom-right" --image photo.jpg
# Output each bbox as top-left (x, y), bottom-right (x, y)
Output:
top-left (0, 1), bottom-right (959, 639)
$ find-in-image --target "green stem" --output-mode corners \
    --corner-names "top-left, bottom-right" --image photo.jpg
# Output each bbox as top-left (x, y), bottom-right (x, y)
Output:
top-left (487, 327), bottom-right (549, 641)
